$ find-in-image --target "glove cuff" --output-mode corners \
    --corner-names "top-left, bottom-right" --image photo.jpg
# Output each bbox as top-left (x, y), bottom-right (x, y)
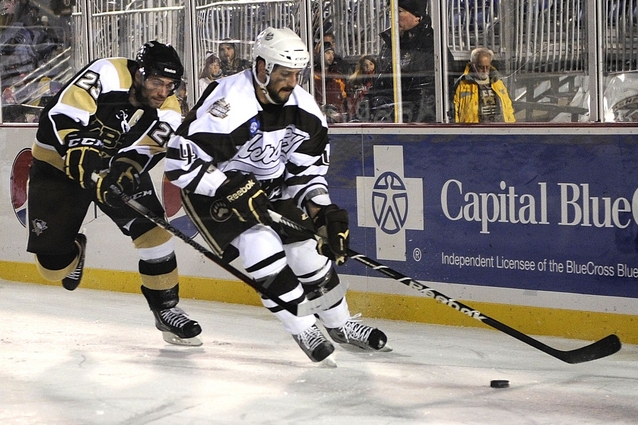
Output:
top-left (313, 204), bottom-right (342, 228)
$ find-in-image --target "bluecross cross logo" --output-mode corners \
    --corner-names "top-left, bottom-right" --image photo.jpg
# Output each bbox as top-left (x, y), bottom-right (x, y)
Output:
top-left (356, 145), bottom-right (423, 261)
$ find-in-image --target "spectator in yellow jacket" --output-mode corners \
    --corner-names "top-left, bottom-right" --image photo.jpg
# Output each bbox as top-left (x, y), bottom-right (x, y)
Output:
top-left (453, 47), bottom-right (515, 123)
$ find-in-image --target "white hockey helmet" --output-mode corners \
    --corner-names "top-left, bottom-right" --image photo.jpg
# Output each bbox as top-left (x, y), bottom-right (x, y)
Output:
top-left (252, 28), bottom-right (309, 102)
top-left (253, 27), bottom-right (310, 74)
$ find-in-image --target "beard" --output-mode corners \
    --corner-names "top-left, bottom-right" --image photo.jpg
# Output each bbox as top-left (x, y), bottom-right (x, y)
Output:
top-left (266, 85), bottom-right (294, 104)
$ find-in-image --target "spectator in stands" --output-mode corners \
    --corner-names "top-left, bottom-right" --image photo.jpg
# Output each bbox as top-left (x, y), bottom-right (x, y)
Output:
top-left (218, 39), bottom-right (250, 77)
top-left (176, 78), bottom-right (189, 117)
top-left (452, 47), bottom-right (515, 123)
top-left (313, 31), bottom-right (349, 75)
top-left (13, 0), bottom-right (36, 25)
top-left (0, 0), bottom-right (16, 27)
top-left (198, 52), bottom-right (222, 97)
top-left (314, 42), bottom-right (348, 123)
top-left (346, 54), bottom-right (377, 121)
top-left (368, 0), bottom-right (435, 123)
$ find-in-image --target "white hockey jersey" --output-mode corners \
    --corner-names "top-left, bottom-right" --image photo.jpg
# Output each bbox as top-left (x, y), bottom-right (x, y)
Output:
top-left (166, 69), bottom-right (332, 208)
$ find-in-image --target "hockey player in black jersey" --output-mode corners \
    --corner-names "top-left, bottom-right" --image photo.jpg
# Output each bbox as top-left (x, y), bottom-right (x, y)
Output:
top-left (166, 27), bottom-right (391, 364)
top-left (27, 41), bottom-right (202, 346)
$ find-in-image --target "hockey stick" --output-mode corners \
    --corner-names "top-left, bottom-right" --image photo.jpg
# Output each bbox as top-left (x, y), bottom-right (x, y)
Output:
top-left (268, 210), bottom-right (622, 364)
top-left (91, 175), bottom-right (346, 316)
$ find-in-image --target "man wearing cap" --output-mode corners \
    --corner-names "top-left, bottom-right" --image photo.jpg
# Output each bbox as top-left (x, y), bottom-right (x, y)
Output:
top-left (218, 39), bottom-right (251, 77)
top-left (368, 0), bottom-right (436, 123)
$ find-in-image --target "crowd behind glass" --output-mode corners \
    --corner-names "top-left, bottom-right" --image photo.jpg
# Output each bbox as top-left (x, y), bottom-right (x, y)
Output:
top-left (2, 0), bottom-right (637, 124)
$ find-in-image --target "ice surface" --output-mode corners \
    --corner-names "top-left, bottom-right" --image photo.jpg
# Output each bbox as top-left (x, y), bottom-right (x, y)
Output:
top-left (1, 279), bottom-right (637, 425)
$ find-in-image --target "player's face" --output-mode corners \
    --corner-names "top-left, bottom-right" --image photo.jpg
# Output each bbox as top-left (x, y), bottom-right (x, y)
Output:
top-left (139, 75), bottom-right (178, 108)
top-left (266, 65), bottom-right (302, 104)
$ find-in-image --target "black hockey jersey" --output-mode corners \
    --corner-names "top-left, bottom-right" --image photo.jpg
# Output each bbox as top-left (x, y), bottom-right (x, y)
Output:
top-left (166, 69), bottom-right (332, 209)
top-left (33, 57), bottom-right (182, 173)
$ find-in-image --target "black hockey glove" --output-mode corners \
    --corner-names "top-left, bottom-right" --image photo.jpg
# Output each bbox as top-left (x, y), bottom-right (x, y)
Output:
top-left (96, 160), bottom-right (141, 208)
top-left (64, 134), bottom-right (104, 189)
top-left (216, 172), bottom-right (273, 226)
top-left (313, 204), bottom-right (350, 265)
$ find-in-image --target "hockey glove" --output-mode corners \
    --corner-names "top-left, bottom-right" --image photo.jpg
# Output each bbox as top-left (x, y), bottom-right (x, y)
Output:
top-left (64, 134), bottom-right (104, 189)
top-left (313, 204), bottom-right (350, 265)
top-left (96, 160), bottom-right (141, 208)
top-left (216, 172), bottom-right (273, 226)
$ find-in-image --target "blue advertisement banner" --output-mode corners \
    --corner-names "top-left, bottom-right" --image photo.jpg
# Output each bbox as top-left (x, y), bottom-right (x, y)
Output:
top-left (329, 132), bottom-right (638, 299)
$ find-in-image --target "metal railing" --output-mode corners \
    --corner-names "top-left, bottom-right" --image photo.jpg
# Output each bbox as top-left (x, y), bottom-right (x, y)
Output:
top-left (2, 0), bottom-right (638, 123)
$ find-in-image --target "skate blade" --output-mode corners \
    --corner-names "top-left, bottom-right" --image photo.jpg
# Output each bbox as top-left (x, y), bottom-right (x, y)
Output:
top-left (336, 342), bottom-right (393, 352)
top-left (319, 353), bottom-right (338, 368)
top-left (378, 343), bottom-right (393, 352)
top-left (162, 332), bottom-right (203, 347)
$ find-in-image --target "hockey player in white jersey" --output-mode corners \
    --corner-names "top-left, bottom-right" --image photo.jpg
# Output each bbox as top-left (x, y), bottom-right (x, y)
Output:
top-left (166, 27), bottom-right (390, 364)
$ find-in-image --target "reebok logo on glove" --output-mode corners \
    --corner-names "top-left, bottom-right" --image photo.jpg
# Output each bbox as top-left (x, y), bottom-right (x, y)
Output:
top-left (217, 172), bottom-right (273, 226)
top-left (225, 179), bottom-right (256, 202)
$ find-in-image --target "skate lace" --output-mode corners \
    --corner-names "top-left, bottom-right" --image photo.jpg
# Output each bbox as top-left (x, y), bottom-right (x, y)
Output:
top-left (337, 313), bottom-right (373, 343)
top-left (64, 238), bottom-right (85, 281)
top-left (160, 307), bottom-right (191, 328)
top-left (297, 326), bottom-right (325, 351)
top-left (65, 267), bottom-right (82, 280)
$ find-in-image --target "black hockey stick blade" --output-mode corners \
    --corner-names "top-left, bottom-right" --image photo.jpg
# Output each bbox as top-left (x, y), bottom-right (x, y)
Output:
top-left (480, 316), bottom-right (621, 364)
top-left (554, 334), bottom-right (621, 364)
top-left (268, 210), bottom-right (623, 364)
top-left (93, 176), bottom-right (343, 316)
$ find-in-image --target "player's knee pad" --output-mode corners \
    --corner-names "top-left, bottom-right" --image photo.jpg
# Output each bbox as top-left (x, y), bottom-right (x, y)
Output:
top-left (35, 252), bottom-right (77, 281)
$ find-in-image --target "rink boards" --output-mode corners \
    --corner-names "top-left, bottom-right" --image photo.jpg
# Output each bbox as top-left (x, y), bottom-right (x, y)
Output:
top-left (2, 125), bottom-right (638, 344)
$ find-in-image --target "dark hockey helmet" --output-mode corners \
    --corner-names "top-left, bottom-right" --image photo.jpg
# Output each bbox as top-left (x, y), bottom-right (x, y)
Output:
top-left (136, 41), bottom-right (184, 83)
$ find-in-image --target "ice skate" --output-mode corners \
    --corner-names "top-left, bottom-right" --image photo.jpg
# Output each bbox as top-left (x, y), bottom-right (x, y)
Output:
top-left (152, 306), bottom-right (203, 346)
top-left (141, 285), bottom-right (203, 346)
top-left (326, 314), bottom-right (392, 352)
top-left (292, 324), bottom-right (337, 367)
top-left (62, 233), bottom-right (87, 291)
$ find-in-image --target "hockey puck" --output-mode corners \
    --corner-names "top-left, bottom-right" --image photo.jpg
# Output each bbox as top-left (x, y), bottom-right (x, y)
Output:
top-left (490, 380), bottom-right (509, 388)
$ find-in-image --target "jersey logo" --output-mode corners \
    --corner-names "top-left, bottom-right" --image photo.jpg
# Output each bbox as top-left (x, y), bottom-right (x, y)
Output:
top-left (280, 125), bottom-right (308, 155)
top-left (31, 219), bottom-right (48, 236)
top-left (208, 98), bottom-right (230, 118)
top-left (87, 116), bottom-right (122, 151)
top-left (249, 118), bottom-right (260, 136)
top-left (210, 199), bottom-right (233, 222)
top-left (117, 110), bottom-right (131, 133)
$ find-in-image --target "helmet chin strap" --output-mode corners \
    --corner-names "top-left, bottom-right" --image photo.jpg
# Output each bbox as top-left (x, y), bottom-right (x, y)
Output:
top-left (252, 67), bottom-right (280, 105)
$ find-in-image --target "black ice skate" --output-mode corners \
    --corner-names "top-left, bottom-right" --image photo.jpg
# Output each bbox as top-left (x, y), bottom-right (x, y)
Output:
top-left (292, 324), bottom-right (337, 366)
top-left (326, 314), bottom-right (392, 352)
top-left (152, 306), bottom-right (203, 346)
top-left (141, 284), bottom-right (203, 346)
top-left (62, 233), bottom-right (87, 291)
